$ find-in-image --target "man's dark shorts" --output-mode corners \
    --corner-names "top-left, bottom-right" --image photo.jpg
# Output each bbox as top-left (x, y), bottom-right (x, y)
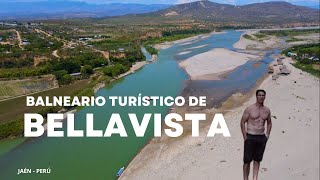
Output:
top-left (243, 133), bottom-right (268, 163)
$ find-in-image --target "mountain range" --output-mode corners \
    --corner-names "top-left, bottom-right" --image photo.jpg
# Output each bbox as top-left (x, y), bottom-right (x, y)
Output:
top-left (145, 1), bottom-right (319, 24)
top-left (0, 1), bottom-right (171, 20)
top-left (0, 0), bottom-right (319, 20)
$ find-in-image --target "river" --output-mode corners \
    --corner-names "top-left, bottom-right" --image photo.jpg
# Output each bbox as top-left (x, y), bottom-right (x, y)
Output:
top-left (0, 30), bottom-right (278, 180)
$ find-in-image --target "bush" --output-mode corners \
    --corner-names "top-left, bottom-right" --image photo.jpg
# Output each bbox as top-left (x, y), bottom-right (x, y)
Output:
top-left (53, 70), bottom-right (68, 80)
top-left (103, 63), bottom-right (128, 77)
top-left (0, 120), bottom-right (24, 139)
top-left (145, 45), bottom-right (158, 55)
top-left (59, 74), bottom-right (73, 85)
top-left (81, 65), bottom-right (93, 76)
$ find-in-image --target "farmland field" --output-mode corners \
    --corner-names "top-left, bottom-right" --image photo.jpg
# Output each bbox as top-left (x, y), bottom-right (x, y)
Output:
top-left (0, 76), bottom-right (57, 100)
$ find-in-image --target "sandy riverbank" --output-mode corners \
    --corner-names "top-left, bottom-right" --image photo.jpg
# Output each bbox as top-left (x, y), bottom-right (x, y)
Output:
top-left (154, 31), bottom-right (225, 50)
top-left (120, 56), bottom-right (319, 180)
top-left (234, 28), bottom-right (320, 51)
top-left (233, 30), bottom-right (283, 50)
top-left (179, 48), bottom-right (260, 80)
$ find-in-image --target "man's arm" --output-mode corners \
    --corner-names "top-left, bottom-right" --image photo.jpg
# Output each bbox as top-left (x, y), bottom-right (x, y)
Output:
top-left (240, 108), bottom-right (250, 140)
top-left (266, 111), bottom-right (272, 139)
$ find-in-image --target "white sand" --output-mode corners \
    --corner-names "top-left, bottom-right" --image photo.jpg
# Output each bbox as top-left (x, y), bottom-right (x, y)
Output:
top-left (233, 30), bottom-right (282, 50)
top-left (178, 51), bottom-right (192, 55)
top-left (184, 44), bottom-right (209, 51)
top-left (286, 33), bottom-right (320, 46)
top-left (120, 57), bottom-right (319, 180)
top-left (179, 48), bottom-right (259, 80)
top-left (234, 29), bottom-right (320, 50)
top-left (154, 31), bottom-right (225, 50)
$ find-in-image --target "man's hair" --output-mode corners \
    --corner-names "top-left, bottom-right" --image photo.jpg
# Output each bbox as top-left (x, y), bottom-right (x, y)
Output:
top-left (256, 89), bottom-right (266, 96)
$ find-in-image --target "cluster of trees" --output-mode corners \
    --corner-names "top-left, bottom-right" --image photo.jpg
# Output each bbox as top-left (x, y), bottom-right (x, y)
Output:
top-left (282, 43), bottom-right (320, 62)
top-left (0, 49), bottom-right (106, 79)
top-left (0, 44), bottom-right (22, 55)
top-left (162, 29), bottom-right (211, 37)
top-left (0, 67), bottom-right (49, 78)
top-left (68, 52), bottom-right (106, 68)
top-left (103, 63), bottom-right (129, 77)
top-left (46, 58), bottom-right (96, 85)
top-left (53, 70), bottom-right (73, 85)
top-left (0, 31), bottom-right (14, 41)
top-left (283, 43), bottom-right (319, 77)
top-left (51, 65), bottom-right (93, 86)
top-left (81, 65), bottom-right (93, 77)
top-left (260, 29), bottom-right (320, 37)
top-left (105, 48), bottom-right (145, 77)
top-left (0, 118), bottom-right (24, 139)
top-left (0, 30), bottom-right (64, 69)
top-left (243, 34), bottom-right (254, 40)
top-left (145, 45), bottom-right (158, 55)
top-left (0, 57), bottom-right (33, 68)
top-left (91, 38), bottom-right (132, 51)
top-left (23, 33), bottom-right (63, 53)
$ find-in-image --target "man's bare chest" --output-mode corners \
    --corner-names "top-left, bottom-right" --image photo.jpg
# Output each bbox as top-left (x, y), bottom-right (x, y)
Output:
top-left (249, 108), bottom-right (269, 120)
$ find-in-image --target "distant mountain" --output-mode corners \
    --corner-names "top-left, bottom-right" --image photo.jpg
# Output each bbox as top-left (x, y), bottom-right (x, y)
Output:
top-left (0, 1), bottom-right (172, 20)
top-left (231, 0), bottom-right (319, 9)
top-left (142, 1), bottom-right (319, 24)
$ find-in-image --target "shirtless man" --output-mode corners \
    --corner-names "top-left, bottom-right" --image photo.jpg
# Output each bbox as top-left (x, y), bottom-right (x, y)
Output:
top-left (240, 89), bottom-right (272, 180)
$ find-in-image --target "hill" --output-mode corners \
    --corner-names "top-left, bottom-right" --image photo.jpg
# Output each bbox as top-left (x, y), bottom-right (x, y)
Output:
top-left (0, 1), bottom-right (171, 20)
top-left (151, 1), bottom-right (319, 23)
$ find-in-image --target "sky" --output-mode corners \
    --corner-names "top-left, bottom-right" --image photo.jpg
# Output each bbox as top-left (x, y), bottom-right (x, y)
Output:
top-left (1, 0), bottom-right (319, 5)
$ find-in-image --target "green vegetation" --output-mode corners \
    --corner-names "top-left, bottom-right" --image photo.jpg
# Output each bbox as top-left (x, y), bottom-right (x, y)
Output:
top-left (90, 38), bottom-right (133, 51)
top-left (145, 34), bottom-right (193, 44)
top-left (103, 63), bottom-right (129, 77)
top-left (282, 43), bottom-right (320, 58)
top-left (282, 43), bottom-right (320, 77)
top-left (145, 45), bottom-right (158, 55)
top-left (0, 120), bottom-right (24, 139)
top-left (81, 65), bottom-right (94, 77)
top-left (0, 67), bottom-right (49, 78)
top-left (243, 34), bottom-right (254, 40)
top-left (0, 77), bottom-right (54, 99)
top-left (0, 79), bottom-right (90, 139)
top-left (260, 29), bottom-right (320, 37)
top-left (162, 29), bottom-right (211, 37)
top-left (253, 33), bottom-right (267, 39)
top-left (23, 32), bottom-right (63, 53)
top-left (293, 62), bottom-right (320, 77)
top-left (0, 20), bottom-right (217, 141)
top-left (143, 28), bottom-right (212, 46)
top-left (285, 37), bottom-right (303, 43)
top-left (0, 57), bottom-right (34, 69)
top-left (0, 31), bottom-right (14, 42)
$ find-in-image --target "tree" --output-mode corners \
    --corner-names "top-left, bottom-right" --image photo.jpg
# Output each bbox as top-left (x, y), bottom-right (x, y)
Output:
top-left (81, 65), bottom-right (93, 76)
top-left (59, 74), bottom-right (73, 85)
top-left (53, 70), bottom-right (68, 80)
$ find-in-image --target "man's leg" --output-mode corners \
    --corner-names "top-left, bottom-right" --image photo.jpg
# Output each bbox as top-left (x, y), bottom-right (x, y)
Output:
top-left (253, 161), bottom-right (260, 180)
top-left (243, 134), bottom-right (254, 180)
top-left (252, 135), bottom-right (267, 180)
top-left (243, 163), bottom-right (250, 180)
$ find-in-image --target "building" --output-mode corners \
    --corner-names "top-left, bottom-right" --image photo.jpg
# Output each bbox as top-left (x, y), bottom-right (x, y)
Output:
top-left (70, 72), bottom-right (82, 77)
top-left (287, 52), bottom-right (297, 57)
